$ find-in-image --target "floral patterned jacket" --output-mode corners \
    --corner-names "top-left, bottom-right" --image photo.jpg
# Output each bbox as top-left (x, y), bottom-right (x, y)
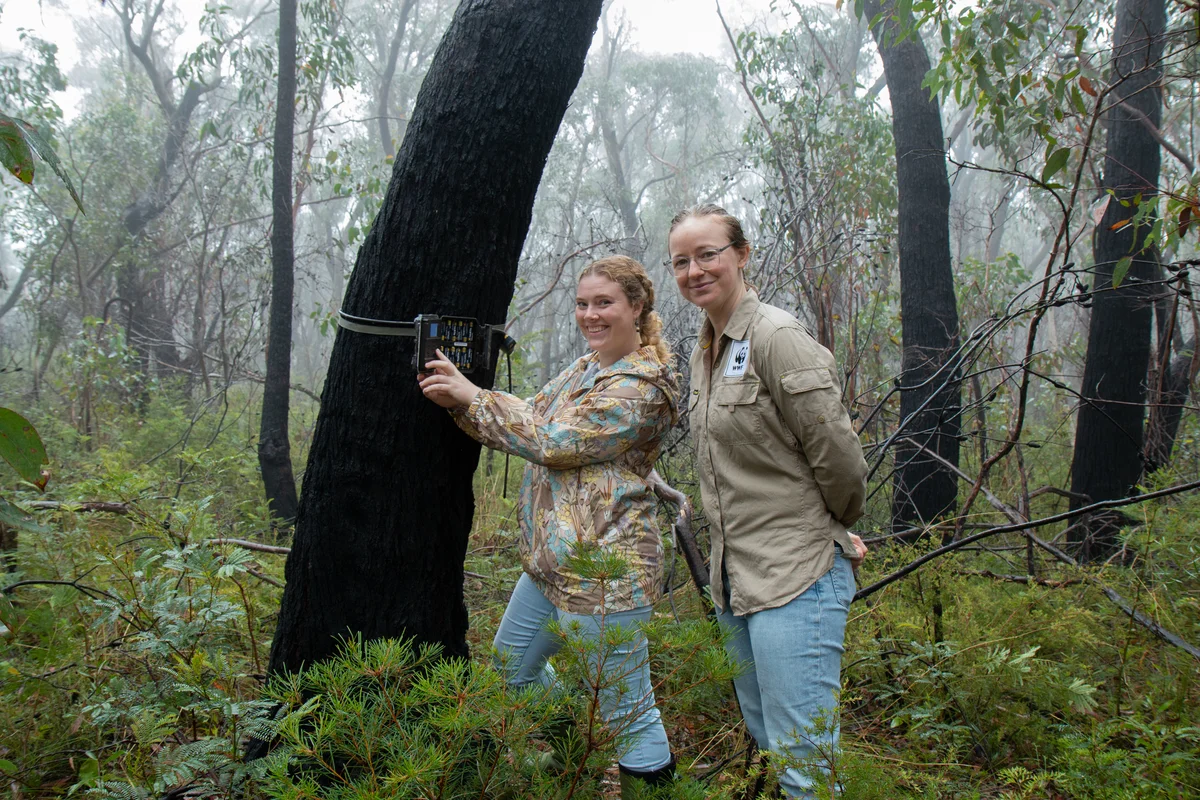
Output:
top-left (453, 346), bottom-right (679, 613)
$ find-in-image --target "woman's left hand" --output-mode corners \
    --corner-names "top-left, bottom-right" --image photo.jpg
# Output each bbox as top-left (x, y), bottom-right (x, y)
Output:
top-left (418, 349), bottom-right (482, 409)
top-left (847, 532), bottom-right (868, 570)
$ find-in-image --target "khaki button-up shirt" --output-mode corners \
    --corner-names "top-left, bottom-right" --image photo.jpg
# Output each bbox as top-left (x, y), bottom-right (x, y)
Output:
top-left (689, 291), bottom-right (867, 615)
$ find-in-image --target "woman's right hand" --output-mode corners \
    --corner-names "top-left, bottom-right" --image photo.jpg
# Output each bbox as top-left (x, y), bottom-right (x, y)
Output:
top-left (847, 532), bottom-right (868, 570)
top-left (418, 349), bottom-right (482, 410)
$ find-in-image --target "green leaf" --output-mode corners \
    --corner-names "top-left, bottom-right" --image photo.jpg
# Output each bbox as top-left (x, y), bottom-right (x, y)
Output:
top-left (0, 407), bottom-right (48, 489)
top-left (77, 755), bottom-right (100, 788)
top-left (990, 43), bottom-right (1007, 78)
top-left (326, 150), bottom-right (338, 163)
top-left (1041, 147), bottom-right (1071, 184)
top-left (0, 112), bottom-right (84, 213)
top-left (0, 116), bottom-right (35, 184)
top-left (0, 496), bottom-right (49, 534)
top-left (1112, 256), bottom-right (1132, 288)
top-left (0, 758), bottom-right (16, 774)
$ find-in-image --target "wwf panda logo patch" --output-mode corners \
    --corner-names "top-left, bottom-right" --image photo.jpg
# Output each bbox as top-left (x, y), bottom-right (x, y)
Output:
top-left (724, 340), bottom-right (750, 377)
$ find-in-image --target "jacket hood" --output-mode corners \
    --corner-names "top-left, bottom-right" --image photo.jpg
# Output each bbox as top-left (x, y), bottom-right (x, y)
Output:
top-left (589, 346), bottom-right (681, 424)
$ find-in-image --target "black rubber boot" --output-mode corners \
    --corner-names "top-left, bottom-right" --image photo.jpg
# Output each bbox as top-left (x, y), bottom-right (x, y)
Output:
top-left (618, 756), bottom-right (676, 798)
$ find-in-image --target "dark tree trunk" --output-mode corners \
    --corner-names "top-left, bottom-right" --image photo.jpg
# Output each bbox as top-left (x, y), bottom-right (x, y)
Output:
top-left (266, 0), bottom-right (603, 675)
top-left (864, 0), bottom-right (962, 535)
top-left (1069, 0), bottom-right (1165, 561)
top-left (1143, 348), bottom-right (1192, 474)
top-left (1142, 271), bottom-right (1194, 474)
top-left (258, 0), bottom-right (300, 525)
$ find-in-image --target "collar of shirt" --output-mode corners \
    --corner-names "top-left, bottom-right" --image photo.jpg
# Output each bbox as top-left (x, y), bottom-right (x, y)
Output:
top-left (699, 289), bottom-right (761, 350)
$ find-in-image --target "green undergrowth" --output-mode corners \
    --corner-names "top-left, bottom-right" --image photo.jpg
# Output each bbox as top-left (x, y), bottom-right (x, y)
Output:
top-left (1, 402), bottom-right (1198, 798)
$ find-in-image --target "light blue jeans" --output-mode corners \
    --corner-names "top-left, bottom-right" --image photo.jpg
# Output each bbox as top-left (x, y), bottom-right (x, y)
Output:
top-left (492, 573), bottom-right (673, 772)
top-left (716, 551), bottom-right (855, 798)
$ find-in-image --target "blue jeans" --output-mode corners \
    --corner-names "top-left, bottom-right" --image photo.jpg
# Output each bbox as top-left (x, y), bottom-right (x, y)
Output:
top-left (492, 573), bottom-right (672, 772)
top-left (716, 552), bottom-right (855, 798)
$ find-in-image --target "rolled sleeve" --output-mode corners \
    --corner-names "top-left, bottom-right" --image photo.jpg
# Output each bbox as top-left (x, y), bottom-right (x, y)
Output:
top-left (453, 378), bottom-right (669, 470)
top-left (761, 328), bottom-right (868, 526)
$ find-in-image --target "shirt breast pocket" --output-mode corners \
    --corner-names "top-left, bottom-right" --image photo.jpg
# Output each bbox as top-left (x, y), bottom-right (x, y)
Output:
top-left (711, 381), bottom-right (765, 446)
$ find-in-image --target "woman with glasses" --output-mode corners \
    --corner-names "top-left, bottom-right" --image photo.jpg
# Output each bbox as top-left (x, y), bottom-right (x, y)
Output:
top-left (419, 255), bottom-right (679, 795)
top-left (666, 204), bottom-right (869, 799)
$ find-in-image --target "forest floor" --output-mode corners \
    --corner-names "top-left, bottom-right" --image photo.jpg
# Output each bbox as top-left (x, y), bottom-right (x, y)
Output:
top-left (1, 397), bottom-right (1198, 798)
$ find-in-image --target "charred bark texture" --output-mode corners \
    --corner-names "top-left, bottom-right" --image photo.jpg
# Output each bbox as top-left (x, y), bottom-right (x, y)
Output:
top-left (1069, 0), bottom-right (1166, 561)
top-left (259, 0), bottom-right (300, 525)
top-left (266, 0), bottom-right (604, 675)
top-left (865, 0), bottom-right (962, 535)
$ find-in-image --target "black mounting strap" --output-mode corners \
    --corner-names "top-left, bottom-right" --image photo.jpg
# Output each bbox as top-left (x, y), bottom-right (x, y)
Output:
top-left (336, 310), bottom-right (418, 337)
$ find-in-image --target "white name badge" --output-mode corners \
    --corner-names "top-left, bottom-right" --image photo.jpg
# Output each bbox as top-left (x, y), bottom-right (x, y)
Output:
top-left (724, 339), bottom-right (751, 377)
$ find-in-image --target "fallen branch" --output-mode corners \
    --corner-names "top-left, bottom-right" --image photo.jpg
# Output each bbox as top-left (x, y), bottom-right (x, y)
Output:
top-left (245, 567), bottom-right (284, 588)
top-left (206, 538), bottom-right (292, 555)
top-left (955, 569), bottom-right (1084, 588)
top-left (1, 578), bottom-right (118, 601)
top-left (854, 477), bottom-right (1200, 601)
top-left (1028, 485), bottom-right (1090, 503)
top-left (857, 444), bottom-right (1200, 661)
top-left (27, 501), bottom-right (131, 514)
top-left (1025, 532), bottom-right (1200, 661)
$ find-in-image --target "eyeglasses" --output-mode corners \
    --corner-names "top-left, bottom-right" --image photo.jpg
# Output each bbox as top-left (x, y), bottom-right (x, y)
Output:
top-left (664, 242), bottom-right (736, 273)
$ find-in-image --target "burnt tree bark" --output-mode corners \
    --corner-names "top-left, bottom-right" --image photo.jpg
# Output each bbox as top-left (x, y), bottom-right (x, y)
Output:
top-left (1069, 0), bottom-right (1165, 561)
top-left (864, 0), bottom-right (961, 535)
top-left (258, 0), bottom-right (300, 525)
top-left (266, 0), bottom-right (604, 674)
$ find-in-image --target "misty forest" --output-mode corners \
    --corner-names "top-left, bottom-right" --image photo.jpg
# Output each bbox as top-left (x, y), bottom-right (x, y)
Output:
top-left (0, 0), bottom-right (1198, 797)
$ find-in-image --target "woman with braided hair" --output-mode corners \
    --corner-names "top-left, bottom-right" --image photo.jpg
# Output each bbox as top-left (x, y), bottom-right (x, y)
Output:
top-left (419, 255), bottom-right (680, 794)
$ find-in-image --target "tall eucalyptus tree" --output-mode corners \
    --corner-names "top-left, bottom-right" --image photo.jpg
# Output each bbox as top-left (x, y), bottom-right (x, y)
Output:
top-left (864, 0), bottom-right (961, 535)
top-left (267, 0), bottom-right (605, 673)
top-left (1069, 0), bottom-right (1167, 560)
top-left (258, 0), bottom-right (300, 524)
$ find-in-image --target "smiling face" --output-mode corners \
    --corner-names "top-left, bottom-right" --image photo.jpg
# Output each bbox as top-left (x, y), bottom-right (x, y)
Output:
top-left (668, 215), bottom-right (749, 318)
top-left (575, 274), bottom-right (643, 367)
